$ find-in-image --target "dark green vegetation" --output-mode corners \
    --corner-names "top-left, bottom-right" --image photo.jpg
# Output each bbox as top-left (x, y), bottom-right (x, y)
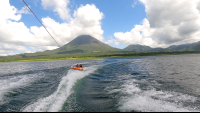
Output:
top-left (124, 41), bottom-right (200, 52)
top-left (1, 35), bottom-right (200, 62)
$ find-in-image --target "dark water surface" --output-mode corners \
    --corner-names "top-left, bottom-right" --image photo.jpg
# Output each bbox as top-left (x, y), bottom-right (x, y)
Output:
top-left (0, 54), bottom-right (200, 112)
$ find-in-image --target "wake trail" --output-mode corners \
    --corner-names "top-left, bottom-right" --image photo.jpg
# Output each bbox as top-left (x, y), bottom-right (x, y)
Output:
top-left (0, 74), bottom-right (42, 105)
top-left (22, 65), bottom-right (99, 112)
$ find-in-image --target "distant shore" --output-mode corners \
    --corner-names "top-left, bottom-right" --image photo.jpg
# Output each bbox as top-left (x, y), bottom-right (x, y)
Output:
top-left (0, 51), bottom-right (200, 63)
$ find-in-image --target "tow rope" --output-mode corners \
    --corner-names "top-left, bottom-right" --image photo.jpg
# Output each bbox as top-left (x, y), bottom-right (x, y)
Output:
top-left (22, 0), bottom-right (61, 48)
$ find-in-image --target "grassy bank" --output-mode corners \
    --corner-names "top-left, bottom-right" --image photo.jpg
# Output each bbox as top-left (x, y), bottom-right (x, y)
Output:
top-left (0, 51), bottom-right (200, 63)
top-left (0, 56), bottom-right (120, 63)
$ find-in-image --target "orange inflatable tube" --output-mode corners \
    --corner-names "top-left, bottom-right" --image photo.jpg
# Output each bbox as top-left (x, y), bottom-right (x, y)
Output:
top-left (72, 66), bottom-right (83, 70)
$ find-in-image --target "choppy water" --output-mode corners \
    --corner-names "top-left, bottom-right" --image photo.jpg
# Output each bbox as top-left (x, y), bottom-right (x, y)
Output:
top-left (0, 54), bottom-right (200, 112)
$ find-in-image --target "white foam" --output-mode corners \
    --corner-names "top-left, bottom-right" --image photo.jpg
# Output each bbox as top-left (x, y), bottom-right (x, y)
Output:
top-left (118, 89), bottom-right (199, 112)
top-left (0, 74), bottom-right (41, 105)
top-left (118, 95), bottom-right (193, 112)
top-left (22, 65), bottom-right (98, 112)
top-left (108, 75), bottom-right (200, 112)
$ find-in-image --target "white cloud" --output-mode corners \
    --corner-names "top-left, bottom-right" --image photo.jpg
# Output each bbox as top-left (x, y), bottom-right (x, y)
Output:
top-left (72, 4), bottom-right (104, 41)
top-left (17, 6), bottom-right (30, 14)
top-left (0, 0), bottom-right (104, 56)
top-left (30, 17), bottom-right (72, 46)
top-left (0, 43), bottom-right (27, 51)
top-left (73, 4), bottom-right (104, 27)
top-left (0, 42), bottom-right (30, 56)
top-left (132, 0), bottom-right (138, 8)
top-left (32, 0), bottom-right (40, 6)
top-left (31, 4), bottom-right (104, 46)
top-left (114, 18), bottom-right (158, 47)
top-left (0, 0), bottom-right (21, 21)
top-left (105, 36), bottom-right (120, 45)
top-left (0, 0), bottom-right (35, 46)
top-left (41, 0), bottom-right (71, 21)
top-left (114, 0), bottom-right (200, 48)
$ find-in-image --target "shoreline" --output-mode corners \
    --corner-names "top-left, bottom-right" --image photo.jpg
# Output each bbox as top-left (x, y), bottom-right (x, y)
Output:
top-left (0, 52), bottom-right (199, 63)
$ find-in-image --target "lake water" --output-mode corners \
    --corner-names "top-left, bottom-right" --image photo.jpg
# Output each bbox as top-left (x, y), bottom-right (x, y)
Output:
top-left (0, 54), bottom-right (200, 112)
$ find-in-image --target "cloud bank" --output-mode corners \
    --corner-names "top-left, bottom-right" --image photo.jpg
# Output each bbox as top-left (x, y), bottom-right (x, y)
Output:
top-left (114, 0), bottom-right (200, 48)
top-left (1, 0), bottom-right (200, 56)
top-left (41, 0), bottom-right (71, 21)
top-left (0, 0), bottom-right (104, 56)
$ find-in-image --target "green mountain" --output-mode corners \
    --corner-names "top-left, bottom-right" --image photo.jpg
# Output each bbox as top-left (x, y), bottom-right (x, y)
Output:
top-left (123, 44), bottom-right (163, 52)
top-left (3, 35), bottom-right (122, 59)
top-left (56, 35), bottom-right (122, 54)
top-left (124, 41), bottom-right (200, 52)
top-left (1, 35), bottom-right (200, 62)
top-left (124, 44), bottom-right (152, 52)
top-left (166, 41), bottom-right (200, 51)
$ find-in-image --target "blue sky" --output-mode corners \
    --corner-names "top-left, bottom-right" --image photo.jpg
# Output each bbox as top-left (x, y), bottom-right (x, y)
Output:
top-left (1, 0), bottom-right (200, 56)
top-left (9, 0), bottom-right (146, 49)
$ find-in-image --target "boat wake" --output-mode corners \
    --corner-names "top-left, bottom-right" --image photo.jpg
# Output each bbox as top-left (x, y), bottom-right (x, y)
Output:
top-left (22, 65), bottom-right (98, 112)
